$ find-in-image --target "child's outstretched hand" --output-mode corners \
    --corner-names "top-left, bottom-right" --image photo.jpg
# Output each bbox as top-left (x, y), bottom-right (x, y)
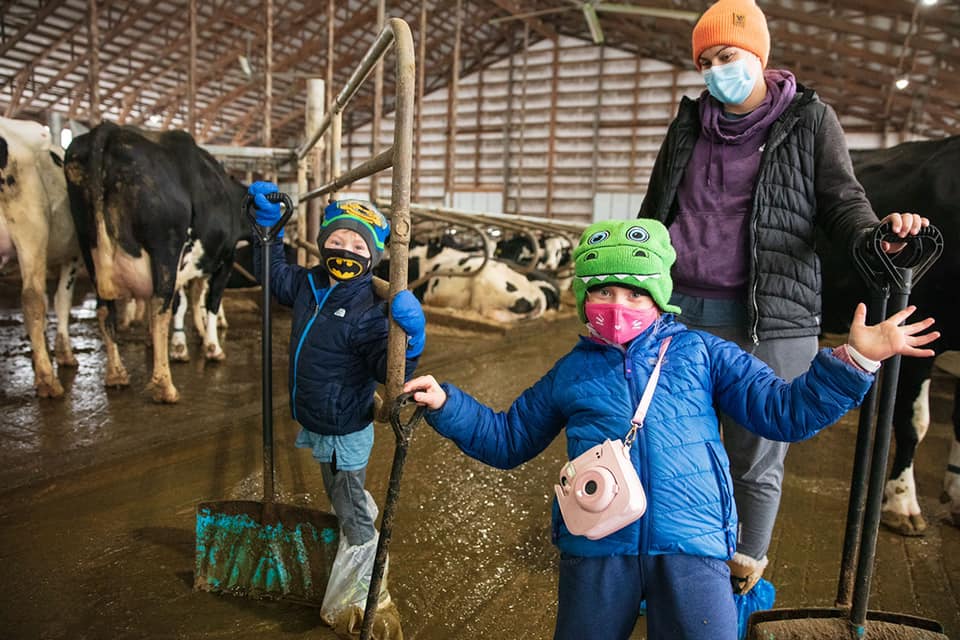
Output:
top-left (847, 303), bottom-right (939, 362)
top-left (403, 375), bottom-right (447, 410)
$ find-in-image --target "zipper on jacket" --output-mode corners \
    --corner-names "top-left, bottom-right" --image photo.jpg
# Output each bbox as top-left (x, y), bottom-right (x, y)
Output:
top-left (747, 106), bottom-right (801, 345)
top-left (291, 273), bottom-right (336, 422)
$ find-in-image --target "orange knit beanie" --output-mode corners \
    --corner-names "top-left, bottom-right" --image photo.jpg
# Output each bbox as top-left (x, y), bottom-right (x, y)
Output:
top-left (692, 0), bottom-right (770, 69)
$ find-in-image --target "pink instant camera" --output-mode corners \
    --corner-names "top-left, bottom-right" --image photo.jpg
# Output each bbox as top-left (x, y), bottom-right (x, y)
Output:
top-left (554, 439), bottom-right (647, 540)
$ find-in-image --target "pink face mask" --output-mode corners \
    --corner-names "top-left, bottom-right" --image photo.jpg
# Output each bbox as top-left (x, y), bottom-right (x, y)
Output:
top-left (584, 302), bottom-right (660, 345)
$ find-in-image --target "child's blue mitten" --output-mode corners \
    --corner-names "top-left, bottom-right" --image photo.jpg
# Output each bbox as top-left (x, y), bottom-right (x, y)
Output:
top-left (248, 181), bottom-right (283, 237)
top-left (391, 290), bottom-right (426, 357)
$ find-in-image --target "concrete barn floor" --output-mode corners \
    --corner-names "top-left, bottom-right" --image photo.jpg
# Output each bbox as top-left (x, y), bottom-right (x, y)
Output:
top-left (0, 278), bottom-right (957, 640)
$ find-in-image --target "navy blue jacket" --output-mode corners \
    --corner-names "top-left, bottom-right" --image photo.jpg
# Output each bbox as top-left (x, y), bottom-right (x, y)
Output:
top-left (254, 241), bottom-right (419, 436)
top-left (426, 316), bottom-right (873, 559)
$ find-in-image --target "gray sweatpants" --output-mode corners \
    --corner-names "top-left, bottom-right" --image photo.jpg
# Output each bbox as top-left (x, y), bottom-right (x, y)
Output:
top-left (687, 321), bottom-right (819, 560)
top-left (321, 460), bottom-right (377, 546)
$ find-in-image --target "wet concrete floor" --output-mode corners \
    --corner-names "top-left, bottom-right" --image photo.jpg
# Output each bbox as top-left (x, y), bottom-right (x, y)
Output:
top-left (0, 277), bottom-right (958, 639)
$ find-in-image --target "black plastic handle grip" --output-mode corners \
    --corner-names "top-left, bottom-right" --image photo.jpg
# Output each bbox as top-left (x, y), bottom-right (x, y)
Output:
top-left (242, 191), bottom-right (295, 243)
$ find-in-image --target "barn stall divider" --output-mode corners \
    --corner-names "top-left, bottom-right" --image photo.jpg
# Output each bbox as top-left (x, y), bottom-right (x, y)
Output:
top-left (193, 20), bottom-right (417, 640)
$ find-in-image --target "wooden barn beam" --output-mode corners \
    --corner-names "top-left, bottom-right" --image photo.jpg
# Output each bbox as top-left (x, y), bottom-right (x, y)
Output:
top-left (764, 4), bottom-right (960, 66)
top-left (443, 0), bottom-right (463, 206)
top-left (0, 0), bottom-right (68, 59)
top-left (191, 4), bottom-right (376, 137)
top-left (264, 0), bottom-right (273, 148)
top-left (370, 0), bottom-right (385, 202)
top-left (545, 39), bottom-right (559, 218)
top-left (169, 0), bottom-right (366, 135)
top-left (489, 0), bottom-right (558, 41)
top-left (101, 2), bottom-right (264, 118)
top-left (33, 0), bottom-right (164, 112)
top-left (414, 0), bottom-right (426, 201)
top-left (187, 0), bottom-right (197, 136)
top-left (87, 0), bottom-right (101, 124)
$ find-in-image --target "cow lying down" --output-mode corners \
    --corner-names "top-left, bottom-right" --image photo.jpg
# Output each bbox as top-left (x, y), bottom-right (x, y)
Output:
top-left (377, 238), bottom-right (563, 324)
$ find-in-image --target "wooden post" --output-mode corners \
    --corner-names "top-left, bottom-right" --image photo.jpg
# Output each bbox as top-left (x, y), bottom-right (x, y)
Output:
top-left (414, 1), bottom-right (427, 201)
top-left (87, 0), bottom-right (101, 124)
top-left (370, 0), bottom-right (385, 203)
top-left (444, 0), bottom-right (462, 207)
top-left (264, 0), bottom-right (273, 153)
top-left (545, 39), bottom-right (560, 218)
top-left (187, 0), bottom-right (197, 137)
top-left (502, 31), bottom-right (516, 214)
top-left (304, 79), bottom-right (325, 266)
top-left (589, 46), bottom-right (605, 217)
top-left (517, 23), bottom-right (529, 214)
top-left (628, 56), bottom-right (641, 189)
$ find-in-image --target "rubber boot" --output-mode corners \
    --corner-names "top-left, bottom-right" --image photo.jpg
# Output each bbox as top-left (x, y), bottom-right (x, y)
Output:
top-left (331, 591), bottom-right (403, 640)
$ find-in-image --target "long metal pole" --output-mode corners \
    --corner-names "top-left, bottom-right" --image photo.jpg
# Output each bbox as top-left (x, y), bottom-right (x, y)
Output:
top-left (260, 235), bottom-right (275, 504)
top-left (835, 293), bottom-right (886, 607)
top-left (849, 280), bottom-right (912, 632)
top-left (360, 17), bottom-right (415, 640)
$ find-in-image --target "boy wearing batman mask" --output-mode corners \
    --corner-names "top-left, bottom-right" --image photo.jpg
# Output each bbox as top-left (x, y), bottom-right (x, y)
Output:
top-left (249, 181), bottom-right (425, 638)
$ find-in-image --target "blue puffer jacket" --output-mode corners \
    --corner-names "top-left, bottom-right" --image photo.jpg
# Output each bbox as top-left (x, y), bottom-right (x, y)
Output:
top-left (254, 241), bottom-right (419, 436)
top-left (426, 316), bottom-right (872, 559)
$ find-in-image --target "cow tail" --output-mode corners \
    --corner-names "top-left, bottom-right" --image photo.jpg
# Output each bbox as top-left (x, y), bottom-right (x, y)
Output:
top-left (89, 122), bottom-right (113, 233)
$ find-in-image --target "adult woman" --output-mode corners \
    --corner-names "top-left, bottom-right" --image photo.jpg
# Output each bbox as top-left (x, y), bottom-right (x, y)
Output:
top-left (638, 0), bottom-right (927, 623)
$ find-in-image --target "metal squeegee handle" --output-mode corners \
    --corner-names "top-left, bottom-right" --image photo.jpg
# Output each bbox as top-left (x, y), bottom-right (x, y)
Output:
top-left (852, 221), bottom-right (943, 295)
top-left (242, 192), bottom-right (296, 244)
top-left (241, 190), bottom-right (294, 505)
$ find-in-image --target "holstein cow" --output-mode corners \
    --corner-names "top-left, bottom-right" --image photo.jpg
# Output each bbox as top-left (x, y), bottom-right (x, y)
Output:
top-left (64, 122), bottom-right (248, 403)
top-left (378, 237), bottom-right (552, 324)
top-left (0, 116), bottom-right (81, 397)
top-left (820, 135), bottom-right (960, 533)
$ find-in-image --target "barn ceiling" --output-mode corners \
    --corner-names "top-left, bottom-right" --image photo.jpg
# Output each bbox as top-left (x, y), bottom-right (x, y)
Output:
top-left (1, 0), bottom-right (958, 147)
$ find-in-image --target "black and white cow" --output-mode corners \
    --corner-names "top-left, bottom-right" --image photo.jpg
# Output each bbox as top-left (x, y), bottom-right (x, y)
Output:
top-left (494, 232), bottom-right (574, 273)
top-left (64, 122), bottom-right (248, 403)
top-left (821, 135), bottom-right (960, 533)
top-left (0, 116), bottom-right (81, 398)
top-left (378, 237), bottom-right (555, 323)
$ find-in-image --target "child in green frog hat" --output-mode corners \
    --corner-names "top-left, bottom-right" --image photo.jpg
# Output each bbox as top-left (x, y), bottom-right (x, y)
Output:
top-left (403, 218), bottom-right (938, 640)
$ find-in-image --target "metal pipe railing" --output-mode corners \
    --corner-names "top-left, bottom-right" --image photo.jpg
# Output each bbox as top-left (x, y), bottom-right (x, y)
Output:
top-left (293, 25), bottom-right (399, 162)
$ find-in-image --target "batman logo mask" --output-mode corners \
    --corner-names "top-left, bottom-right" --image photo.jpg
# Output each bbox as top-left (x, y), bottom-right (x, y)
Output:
top-left (321, 247), bottom-right (370, 281)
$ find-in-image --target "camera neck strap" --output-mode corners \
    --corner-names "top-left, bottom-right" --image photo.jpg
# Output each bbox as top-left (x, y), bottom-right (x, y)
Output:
top-left (624, 336), bottom-right (672, 448)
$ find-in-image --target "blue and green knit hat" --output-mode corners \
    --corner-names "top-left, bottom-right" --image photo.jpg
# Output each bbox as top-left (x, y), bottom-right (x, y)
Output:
top-left (318, 199), bottom-right (390, 266)
top-left (572, 219), bottom-right (682, 322)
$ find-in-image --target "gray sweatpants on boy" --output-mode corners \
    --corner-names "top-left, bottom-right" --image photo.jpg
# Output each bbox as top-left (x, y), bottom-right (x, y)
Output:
top-left (321, 461), bottom-right (376, 546)
top-left (686, 320), bottom-right (819, 560)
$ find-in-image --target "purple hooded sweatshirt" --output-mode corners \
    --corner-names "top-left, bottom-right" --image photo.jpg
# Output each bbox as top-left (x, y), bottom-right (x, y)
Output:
top-left (670, 69), bottom-right (797, 299)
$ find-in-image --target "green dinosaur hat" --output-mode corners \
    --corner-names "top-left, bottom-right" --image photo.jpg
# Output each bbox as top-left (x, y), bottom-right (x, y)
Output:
top-left (572, 219), bottom-right (682, 322)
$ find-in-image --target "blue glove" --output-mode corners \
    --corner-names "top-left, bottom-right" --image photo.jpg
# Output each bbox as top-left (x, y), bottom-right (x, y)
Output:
top-left (391, 290), bottom-right (426, 357)
top-left (249, 181), bottom-right (283, 237)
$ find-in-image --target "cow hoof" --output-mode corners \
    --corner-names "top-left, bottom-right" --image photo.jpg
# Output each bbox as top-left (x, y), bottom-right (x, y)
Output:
top-left (204, 345), bottom-right (226, 361)
top-left (105, 369), bottom-right (130, 388)
top-left (170, 344), bottom-right (191, 362)
top-left (55, 335), bottom-right (78, 367)
top-left (881, 510), bottom-right (927, 536)
top-left (150, 384), bottom-right (180, 404)
top-left (36, 378), bottom-right (65, 399)
top-left (56, 353), bottom-right (79, 367)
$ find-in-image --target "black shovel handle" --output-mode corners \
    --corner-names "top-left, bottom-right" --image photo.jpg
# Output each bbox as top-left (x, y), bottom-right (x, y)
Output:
top-left (844, 221), bottom-right (943, 631)
top-left (243, 190), bottom-right (294, 505)
top-left (242, 192), bottom-right (295, 244)
top-left (360, 392), bottom-right (425, 640)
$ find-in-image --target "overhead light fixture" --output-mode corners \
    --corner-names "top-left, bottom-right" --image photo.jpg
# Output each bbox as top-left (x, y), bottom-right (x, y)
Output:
top-left (895, 77), bottom-right (910, 90)
top-left (238, 55), bottom-right (252, 79)
top-left (920, 0), bottom-right (937, 6)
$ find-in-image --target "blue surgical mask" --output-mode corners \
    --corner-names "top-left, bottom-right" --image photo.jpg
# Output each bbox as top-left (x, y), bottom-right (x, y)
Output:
top-left (702, 57), bottom-right (758, 105)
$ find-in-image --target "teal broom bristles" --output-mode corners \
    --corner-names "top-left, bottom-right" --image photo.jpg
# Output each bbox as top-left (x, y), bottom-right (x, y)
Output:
top-left (194, 501), bottom-right (340, 604)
